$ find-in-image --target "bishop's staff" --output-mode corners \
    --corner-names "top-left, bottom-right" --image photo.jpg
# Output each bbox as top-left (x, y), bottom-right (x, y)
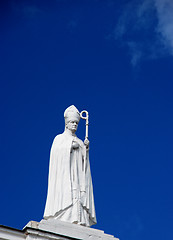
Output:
top-left (80, 110), bottom-right (89, 143)
top-left (80, 110), bottom-right (89, 182)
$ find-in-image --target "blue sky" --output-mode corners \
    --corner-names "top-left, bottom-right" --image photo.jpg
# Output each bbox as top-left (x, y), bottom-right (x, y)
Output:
top-left (0, 0), bottom-right (173, 239)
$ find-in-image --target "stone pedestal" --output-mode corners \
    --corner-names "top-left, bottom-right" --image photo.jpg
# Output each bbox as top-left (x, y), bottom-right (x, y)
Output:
top-left (23, 220), bottom-right (119, 240)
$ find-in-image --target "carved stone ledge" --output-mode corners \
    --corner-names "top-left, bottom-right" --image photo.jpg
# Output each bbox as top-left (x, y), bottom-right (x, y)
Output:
top-left (23, 220), bottom-right (119, 240)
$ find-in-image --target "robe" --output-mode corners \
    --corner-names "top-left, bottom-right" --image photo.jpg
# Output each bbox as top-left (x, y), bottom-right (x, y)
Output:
top-left (44, 131), bottom-right (97, 227)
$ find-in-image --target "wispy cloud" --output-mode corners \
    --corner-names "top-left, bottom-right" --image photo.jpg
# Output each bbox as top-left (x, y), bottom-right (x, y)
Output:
top-left (114, 0), bottom-right (173, 66)
top-left (154, 0), bottom-right (173, 53)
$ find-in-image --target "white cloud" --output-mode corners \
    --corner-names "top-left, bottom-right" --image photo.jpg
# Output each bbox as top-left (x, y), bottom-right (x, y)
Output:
top-left (127, 42), bottom-right (143, 67)
top-left (114, 0), bottom-right (173, 66)
top-left (154, 0), bottom-right (173, 53)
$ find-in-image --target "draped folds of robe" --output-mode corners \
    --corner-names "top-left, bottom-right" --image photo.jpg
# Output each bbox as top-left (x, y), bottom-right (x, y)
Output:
top-left (44, 131), bottom-right (97, 227)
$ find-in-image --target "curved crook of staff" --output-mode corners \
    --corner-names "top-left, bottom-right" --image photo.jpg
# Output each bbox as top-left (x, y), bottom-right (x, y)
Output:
top-left (80, 110), bottom-right (89, 140)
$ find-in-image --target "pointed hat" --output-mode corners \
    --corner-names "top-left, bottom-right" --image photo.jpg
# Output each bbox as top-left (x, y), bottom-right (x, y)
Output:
top-left (64, 105), bottom-right (80, 122)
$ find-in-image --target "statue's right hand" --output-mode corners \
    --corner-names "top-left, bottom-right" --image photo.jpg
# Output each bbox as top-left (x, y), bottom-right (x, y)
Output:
top-left (72, 141), bottom-right (79, 149)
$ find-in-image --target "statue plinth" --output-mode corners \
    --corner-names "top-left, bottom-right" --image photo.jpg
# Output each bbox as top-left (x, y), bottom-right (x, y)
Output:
top-left (23, 220), bottom-right (119, 240)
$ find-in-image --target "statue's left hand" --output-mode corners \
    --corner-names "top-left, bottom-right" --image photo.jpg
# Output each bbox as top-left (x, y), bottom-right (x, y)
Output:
top-left (84, 138), bottom-right (89, 149)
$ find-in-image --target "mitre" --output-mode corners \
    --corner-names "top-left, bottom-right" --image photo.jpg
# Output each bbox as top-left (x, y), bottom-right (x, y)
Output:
top-left (64, 105), bottom-right (80, 122)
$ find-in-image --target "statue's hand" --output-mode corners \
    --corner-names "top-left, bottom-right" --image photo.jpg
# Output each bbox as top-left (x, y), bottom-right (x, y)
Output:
top-left (72, 141), bottom-right (79, 149)
top-left (84, 138), bottom-right (89, 150)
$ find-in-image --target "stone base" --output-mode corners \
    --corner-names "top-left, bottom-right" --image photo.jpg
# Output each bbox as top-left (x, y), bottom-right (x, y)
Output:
top-left (23, 219), bottom-right (119, 240)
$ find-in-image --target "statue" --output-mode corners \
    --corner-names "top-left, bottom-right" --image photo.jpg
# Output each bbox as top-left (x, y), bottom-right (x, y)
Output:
top-left (43, 105), bottom-right (97, 227)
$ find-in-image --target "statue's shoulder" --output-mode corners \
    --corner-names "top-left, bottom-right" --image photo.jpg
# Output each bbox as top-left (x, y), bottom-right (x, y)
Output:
top-left (52, 133), bottom-right (64, 144)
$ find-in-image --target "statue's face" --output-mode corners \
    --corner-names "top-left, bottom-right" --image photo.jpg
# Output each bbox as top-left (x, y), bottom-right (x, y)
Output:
top-left (66, 118), bottom-right (79, 133)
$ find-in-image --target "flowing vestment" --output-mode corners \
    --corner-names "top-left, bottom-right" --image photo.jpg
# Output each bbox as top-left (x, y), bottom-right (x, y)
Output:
top-left (44, 131), bottom-right (97, 227)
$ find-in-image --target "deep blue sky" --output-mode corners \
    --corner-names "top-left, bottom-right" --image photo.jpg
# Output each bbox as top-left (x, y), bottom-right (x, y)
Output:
top-left (0, 1), bottom-right (173, 240)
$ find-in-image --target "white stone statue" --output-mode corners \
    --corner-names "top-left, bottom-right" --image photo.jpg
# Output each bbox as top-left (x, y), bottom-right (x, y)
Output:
top-left (44, 105), bottom-right (97, 227)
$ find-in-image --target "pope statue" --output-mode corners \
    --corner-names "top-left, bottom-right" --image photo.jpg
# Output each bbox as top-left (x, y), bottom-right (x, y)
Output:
top-left (44, 105), bottom-right (97, 227)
